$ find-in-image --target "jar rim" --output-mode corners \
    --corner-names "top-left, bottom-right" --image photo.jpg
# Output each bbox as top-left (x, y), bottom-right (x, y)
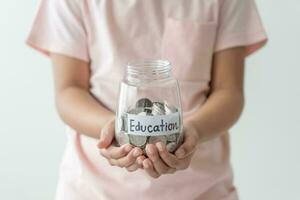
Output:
top-left (127, 59), bottom-right (171, 71)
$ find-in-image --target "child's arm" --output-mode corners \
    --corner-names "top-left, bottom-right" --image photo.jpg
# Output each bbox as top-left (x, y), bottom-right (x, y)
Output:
top-left (184, 46), bottom-right (245, 144)
top-left (50, 53), bottom-right (143, 171)
top-left (50, 54), bottom-right (114, 139)
top-left (141, 47), bottom-right (246, 178)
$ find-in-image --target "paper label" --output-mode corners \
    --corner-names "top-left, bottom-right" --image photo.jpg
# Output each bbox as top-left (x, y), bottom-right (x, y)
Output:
top-left (126, 112), bottom-right (180, 136)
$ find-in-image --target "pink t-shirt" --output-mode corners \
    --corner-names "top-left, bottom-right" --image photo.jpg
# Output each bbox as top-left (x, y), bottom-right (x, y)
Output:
top-left (27, 0), bottom-right (267, 199)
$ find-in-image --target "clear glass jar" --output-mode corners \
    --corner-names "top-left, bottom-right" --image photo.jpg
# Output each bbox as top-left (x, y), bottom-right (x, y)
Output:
top-left (115, 60), bottom-right (183, 153)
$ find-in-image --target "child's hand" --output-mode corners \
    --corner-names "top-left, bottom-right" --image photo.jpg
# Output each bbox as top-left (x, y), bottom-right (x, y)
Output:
top-left (141, 122), bottom-right (200, 178)
top-left (97, 118), bottom-right (144, 172)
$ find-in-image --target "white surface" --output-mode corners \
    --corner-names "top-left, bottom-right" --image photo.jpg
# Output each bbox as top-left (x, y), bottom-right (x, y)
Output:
top-left (0, 1), bottom-right (299, 199)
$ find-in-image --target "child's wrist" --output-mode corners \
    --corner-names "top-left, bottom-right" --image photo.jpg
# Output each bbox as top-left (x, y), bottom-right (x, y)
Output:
top-left (183, 119), bottom-right (202, 142)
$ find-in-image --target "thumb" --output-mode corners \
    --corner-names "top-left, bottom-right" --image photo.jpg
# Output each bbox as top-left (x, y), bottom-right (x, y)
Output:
top-left (98, 121), bottom-right (115, 149)
top-left (175, 128), bottom-right (198, 159)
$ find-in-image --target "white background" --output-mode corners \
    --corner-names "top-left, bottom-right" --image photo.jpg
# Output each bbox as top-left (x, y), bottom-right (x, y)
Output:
top-left (0, 1), bottom-right (299, 199)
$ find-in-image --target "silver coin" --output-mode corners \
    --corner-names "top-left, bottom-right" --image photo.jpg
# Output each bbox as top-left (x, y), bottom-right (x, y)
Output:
top-left (144, 107), bottom-right (153, 114)
top-left (136, 98), bottom-right (153, 108)
top-left (127, 107), bottom-right (145, 115)
top-left (152, 102), bottom-right (165, 115)
top-left (148, 135), bottom-right (167, 145)
top-left (138, 111), bottom-right (147, 116)
top-left (129, 135), bottom-right (147, 147)
top-left (116, 131), bottom-right (130, 145)
top-left (166, 142), bottom-right (177, 153)
top-left (166, 133), bottom-right (177, 142)
top-left (164, 102), bottom-right (178, 114)
top-left (127, 107), bottom-right (142, 114)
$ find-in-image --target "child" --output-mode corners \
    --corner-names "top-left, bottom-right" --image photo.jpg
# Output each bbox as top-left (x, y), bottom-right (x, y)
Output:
top-left (27, 0), bottom-right (267, 199)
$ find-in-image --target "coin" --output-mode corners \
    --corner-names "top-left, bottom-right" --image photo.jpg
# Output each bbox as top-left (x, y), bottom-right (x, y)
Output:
top-left (144, 107), bottom-right (153, 114)
top-left (164, 102), bottom-right (178, 114)
top-left (128, 107), bottom-right (145, 115)
top-left (148, 135), bottom-right (167, 145)
top-left (166, 142), bottom-right (177, 153)
top-left (138, 111), bottom-right (147, 116)
top-left (116, 131), bottom-right (130, 145)
top-left (136, 98), bottom-right (153, 108)
top-left (166, 133), bottom-right (177, 142)
top-left (129, 135), bottom-right (147, 147)
top-left (146, 112), bottom-right (153, 116)
top-left (152, 102), bottom-right (165, 115)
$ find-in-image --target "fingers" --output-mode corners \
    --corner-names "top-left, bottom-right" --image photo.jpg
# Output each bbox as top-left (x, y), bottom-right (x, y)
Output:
top-left (115, 147), bottom-right (143, 168)
top-left (98, 119), bottom-right (115, 149)
top-left (100, 144), bottom-right (133, 159)
top-left (178, 154), bottom-right (193, 170)
top-left (143, 158), bottom-right (160, 178)
top-left (146, 144), bottom-right (172, 175)
top-left (137, 155), bottom-right (146, 168)
top-left (126, 163), bottom-right (140, 172)
top-left (156, 142), bottom-right (179, 169)
top-left (126, 155), bottom-right (146, 172)
top-left (109, 144), bottom-right (133, 159)
top-left (96, 118), bottom-right (146, 171)
top-left (99, 143), bottom-right (143, 168)
top-left (175, 130), bottom-right (198, 159)
top-left (157, 142), bottom-right (193, 170)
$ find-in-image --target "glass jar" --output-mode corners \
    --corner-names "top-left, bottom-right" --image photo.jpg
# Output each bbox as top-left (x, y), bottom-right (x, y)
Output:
top-left (115, 60), bottom-right (183, 153)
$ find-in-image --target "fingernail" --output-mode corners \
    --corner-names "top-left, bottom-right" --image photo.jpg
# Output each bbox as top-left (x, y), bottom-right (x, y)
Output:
top-left (176, 149), bottom-right (185, 158)
top-left (156, 143), bottom-right (163, 152)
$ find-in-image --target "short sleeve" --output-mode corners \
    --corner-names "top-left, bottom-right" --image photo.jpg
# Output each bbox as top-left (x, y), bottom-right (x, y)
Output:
top-left (214, 0), bottom-right (268, 56)
top-left (26, 0), bottom-right (89, 62)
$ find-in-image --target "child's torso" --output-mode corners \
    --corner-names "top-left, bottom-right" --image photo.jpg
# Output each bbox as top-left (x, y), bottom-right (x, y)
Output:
top-left (57, 1), bottom-right (237, 200)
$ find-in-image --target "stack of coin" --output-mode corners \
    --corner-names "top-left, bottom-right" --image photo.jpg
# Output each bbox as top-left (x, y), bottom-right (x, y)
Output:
top-left (117, 98), bottom-right (181, 152)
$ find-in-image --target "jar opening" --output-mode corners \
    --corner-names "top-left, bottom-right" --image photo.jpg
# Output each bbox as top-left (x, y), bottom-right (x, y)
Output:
top-left (127, 60), bottom-right (172, 78)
